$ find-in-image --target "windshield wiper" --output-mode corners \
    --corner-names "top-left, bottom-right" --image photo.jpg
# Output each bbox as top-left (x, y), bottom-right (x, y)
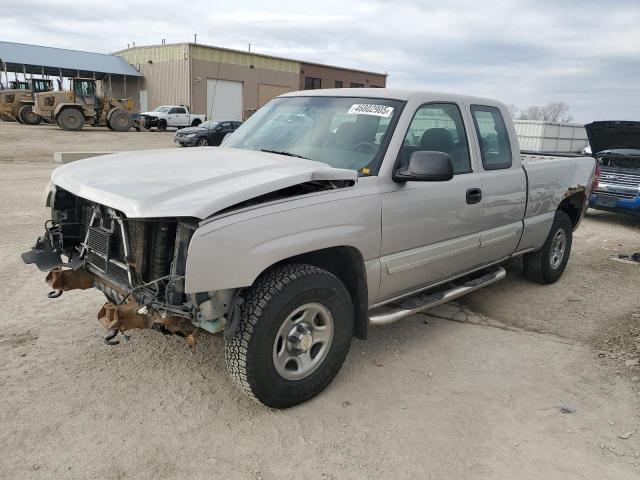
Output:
top-left (260, 149), bottom-right (309, 160)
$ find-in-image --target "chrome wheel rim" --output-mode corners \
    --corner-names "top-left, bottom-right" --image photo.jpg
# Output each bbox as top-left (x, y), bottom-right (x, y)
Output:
top-left (550, 229), bottom-right (566, 269)
top-left (272, 302), bottom-right (334, 380)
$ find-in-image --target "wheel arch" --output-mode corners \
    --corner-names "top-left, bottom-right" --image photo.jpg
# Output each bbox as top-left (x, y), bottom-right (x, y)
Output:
top-left (105, 107), bottom-right (122, 123)
top-left (273, 246), bottom-right (369, 339)
top-left (558, 189), bottom-right (587, 228)
top-left (54, 103), bottom-right (84, 120)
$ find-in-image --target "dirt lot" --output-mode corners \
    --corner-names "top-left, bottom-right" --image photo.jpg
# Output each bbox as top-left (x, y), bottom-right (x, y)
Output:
top-left (1, 121), bottom-right (639, 479)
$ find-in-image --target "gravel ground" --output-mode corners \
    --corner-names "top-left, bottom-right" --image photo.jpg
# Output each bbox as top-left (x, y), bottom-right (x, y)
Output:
top-left (1, 121), bottom-right (639, 479)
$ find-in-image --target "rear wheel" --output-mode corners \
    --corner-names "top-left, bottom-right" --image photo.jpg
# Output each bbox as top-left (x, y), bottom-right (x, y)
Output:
top-left (523, 211), bottom-right (573, 284)
top-left (196, 137), bottom-right (209, 146)
top-left (225, 264), bottom-right (354, 408)
top-left (157, 119), bottom-right (167, 131)
top-left (57, 108), bottom-right (85, 131)
top-left (191, 118), bottom-right (202, 127)
top-left (108, 109), bottom-right (133, 132)
top-left (18, 105), bottom-right (41, 125)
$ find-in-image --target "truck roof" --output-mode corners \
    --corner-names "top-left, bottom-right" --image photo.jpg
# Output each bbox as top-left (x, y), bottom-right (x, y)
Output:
top-left (280, 88), bottom-right (502, 106)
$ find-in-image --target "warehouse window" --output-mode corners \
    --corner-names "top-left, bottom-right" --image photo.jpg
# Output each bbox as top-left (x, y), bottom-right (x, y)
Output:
top-left (471, 105), bottom-right (512, 170)
top-left (350, 82), bottom-right (364, 88)
top-left (335, 80), bottom-right (343, 88)
top-left (304, 77), bottom-right (321, 89)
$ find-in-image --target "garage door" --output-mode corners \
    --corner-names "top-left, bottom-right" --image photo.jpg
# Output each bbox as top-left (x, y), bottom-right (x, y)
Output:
top-left (258, 84), bottom-right (293, 108)
top-left (207, 79), bottom-right (243, 121)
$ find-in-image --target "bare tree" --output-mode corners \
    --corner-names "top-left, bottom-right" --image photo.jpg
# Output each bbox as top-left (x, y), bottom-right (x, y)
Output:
top-left (544, 101), bottom-right (574, 123)
top-left (517, 101), bottom-right (574, 123)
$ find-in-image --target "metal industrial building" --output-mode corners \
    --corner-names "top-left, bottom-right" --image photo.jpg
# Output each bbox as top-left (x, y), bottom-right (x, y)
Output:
top-left (116, 42), bottom-right (387, 121)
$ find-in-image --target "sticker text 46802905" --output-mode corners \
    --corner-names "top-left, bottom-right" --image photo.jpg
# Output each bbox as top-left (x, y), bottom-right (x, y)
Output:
top-left (347, 104), bottom-right (394, 118)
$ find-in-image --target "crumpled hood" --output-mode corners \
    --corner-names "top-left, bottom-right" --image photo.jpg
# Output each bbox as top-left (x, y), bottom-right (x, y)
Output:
top-left (585, 121), bottom-right (640, 154)
top-left (51, 147), bottom-right (357, 219)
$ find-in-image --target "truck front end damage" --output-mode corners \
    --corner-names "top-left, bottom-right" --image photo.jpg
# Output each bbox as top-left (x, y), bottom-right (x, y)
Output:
top-left (22, 187), bottom-right (233, 344)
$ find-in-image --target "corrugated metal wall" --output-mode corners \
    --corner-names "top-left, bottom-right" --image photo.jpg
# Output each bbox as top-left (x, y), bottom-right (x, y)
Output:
top-left (191, 45), bottom-right (299, 73)
top-left (107, 75), bottom-right (143, 109)
top-left (117, 45), bottom-right (187, 65)
top-left (116, 45), bottom-right (190, 111)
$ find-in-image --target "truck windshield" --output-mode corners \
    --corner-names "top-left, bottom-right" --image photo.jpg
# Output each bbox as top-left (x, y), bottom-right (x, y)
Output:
top-left (224, 96), bottom-right (405, 175)
top-left (154, 107), bottom-right (170, 113)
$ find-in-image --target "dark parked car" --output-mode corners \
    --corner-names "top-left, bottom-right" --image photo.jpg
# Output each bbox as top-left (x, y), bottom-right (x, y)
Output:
top-left (174, 120), bottom-right (242, 147)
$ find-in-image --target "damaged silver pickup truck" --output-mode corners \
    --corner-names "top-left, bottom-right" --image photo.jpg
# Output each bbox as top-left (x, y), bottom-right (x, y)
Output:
top-left (22, 90), bottom-right (596, 408)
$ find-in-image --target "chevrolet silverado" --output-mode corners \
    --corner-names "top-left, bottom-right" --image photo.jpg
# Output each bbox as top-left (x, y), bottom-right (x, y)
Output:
top-left (22, 89), bottom-right (596, 408)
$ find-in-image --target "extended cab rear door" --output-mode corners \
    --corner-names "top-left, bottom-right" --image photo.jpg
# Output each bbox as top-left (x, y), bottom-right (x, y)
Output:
top-left (167, 107), bottom-right (189, 127)
top-left (466, 103), bottom-right (526, 265)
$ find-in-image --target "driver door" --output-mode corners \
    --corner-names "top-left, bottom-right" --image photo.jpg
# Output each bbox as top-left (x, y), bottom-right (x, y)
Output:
top-left (379, 102), bottom-right (484, 300)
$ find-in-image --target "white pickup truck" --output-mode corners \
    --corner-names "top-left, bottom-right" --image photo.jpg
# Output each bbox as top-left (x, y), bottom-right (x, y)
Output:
top-left (138, 105), bottom-right (206, 130)
top-left (23, 89), bottom-right (596, 408)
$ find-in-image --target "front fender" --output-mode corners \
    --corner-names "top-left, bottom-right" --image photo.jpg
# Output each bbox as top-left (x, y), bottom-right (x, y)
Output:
top-left (184, 195), bottom-right (381, 293)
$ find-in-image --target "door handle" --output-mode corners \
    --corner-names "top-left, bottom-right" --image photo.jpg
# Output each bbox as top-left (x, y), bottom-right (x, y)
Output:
top-left (466, 188), bottom-right (482, 204)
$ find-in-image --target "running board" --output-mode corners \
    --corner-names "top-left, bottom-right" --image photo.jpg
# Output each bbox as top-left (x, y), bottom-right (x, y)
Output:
top-left (368, 266), bottom-right (506, 326)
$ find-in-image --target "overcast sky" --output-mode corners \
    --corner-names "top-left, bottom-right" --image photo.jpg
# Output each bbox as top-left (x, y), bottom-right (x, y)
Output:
top-left (1, 0), bottom-right (639, 122)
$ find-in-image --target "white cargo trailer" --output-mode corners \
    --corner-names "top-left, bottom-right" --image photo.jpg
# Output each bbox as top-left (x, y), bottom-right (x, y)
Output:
top-left (514, 120), bottom-right (589, 154)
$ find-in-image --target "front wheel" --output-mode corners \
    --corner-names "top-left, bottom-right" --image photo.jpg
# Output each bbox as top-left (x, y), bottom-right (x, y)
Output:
top-left (523, 211), bottom-right (573, 284)
top-left (108, 109), bottom-right (133, 132)
top-left (225, 264), bottom-right (354, 408)
top-left (156, 119), bottom-right (167, 131)
top-left (196, 137), bottom-right (209, 146)
top-left (19, 105), bottom-right (41, 125)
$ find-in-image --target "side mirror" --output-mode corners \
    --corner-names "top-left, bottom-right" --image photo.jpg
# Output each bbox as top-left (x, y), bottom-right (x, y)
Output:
top-left (393, 151), bottom-right (454, 182)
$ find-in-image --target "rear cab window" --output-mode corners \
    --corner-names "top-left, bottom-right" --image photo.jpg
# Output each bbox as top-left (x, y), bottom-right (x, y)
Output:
top-left (470, 105), bottom-right (512, 170)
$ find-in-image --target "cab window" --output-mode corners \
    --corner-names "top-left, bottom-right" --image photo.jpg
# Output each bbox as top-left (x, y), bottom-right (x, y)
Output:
top-left (398, 103), bottom-right (471, 174)
top-left (471, 105), bottom-right (512, 170)
top-left (74, 81), bottom-right (95, 96)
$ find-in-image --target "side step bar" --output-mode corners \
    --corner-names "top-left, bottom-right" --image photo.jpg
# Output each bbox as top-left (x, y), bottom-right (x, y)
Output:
top-left (368, 266), bottom-right (506, 326)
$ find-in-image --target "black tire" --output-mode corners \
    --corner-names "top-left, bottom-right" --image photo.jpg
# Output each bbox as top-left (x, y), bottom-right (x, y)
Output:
top-left (157, 119), bottom-right (167, 131)
top-left (523, 211), bottom-right (573, 284)
top-left (191, 118), bottom-right (202, 127)
top-left (225, 264), bottom-right (354, 408)
top-left (18, 105), bottom-right (41, 125)
top-left (108, 109), bottom-right (133, 132)
top-left (57, 108), bottom-right (85, 131)
top-left (196, 137), bottom-right (209, 146)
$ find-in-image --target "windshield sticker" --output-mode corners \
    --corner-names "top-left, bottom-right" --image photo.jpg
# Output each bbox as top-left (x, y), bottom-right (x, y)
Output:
top-left (347, 104), bottom-right (394, 118)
